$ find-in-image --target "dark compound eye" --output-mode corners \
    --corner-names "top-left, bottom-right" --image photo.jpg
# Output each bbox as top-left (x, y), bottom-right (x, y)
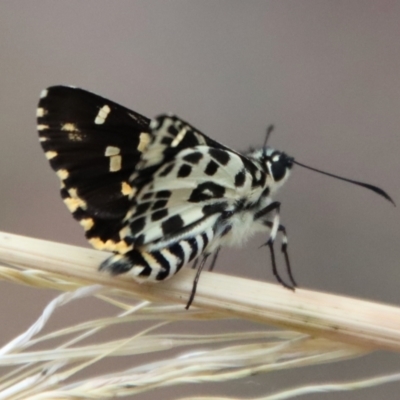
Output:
top-left (269, 152), bottom-right (293, 182)
top-left (271, 160), bottom-right (287, 181)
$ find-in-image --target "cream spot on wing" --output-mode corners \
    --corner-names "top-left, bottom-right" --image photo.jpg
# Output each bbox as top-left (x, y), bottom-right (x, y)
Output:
top-left (115, 241), bottom-right (132, 253)
top-left (63, 196), bottom-right (87, 212)
top-left (129, 187), bottom-right (137, 199)
top-left (138, 132), bottom-right (151, 152)
top-left (68, 132), bottom-right (84, 141)
top-left (121, 181), bottom-right (132, 196)
top-left (109, 155), bottom-right (122, 172)
top-left (105, 146), bottom-right (120, 156)
top-left (40, 89), bottom-right (48, 99)
top-left (88, 237), bottom-right (132, 252)
top-left (88, 237), bottom-right (106, 250)
top-left (119, 225), bottom-right (132, 240)
top-left (62, 123), bottom-right (78, 132)
top-left (56, 169), bottom-right (69, 180)
top-left (45, 151), bottom-right (57, 160)
top-left (103, 239), bottom-right (117, 251)
top-left (36, 108), bottom-right (46, 117)
top-left (171, 128), bottom-right (187, 147)
top-left (68, 188), bottom-right (78, 198)
top-left (123, 208), bottom-right (135, 221)
top-left (37, 124), bottom-right (49, 131)
top-left (39, 136), bottom-right (48, 142)
top-left (79, 218), bottom-right (94, 231)
top-left (95, 105), bottom-right (111, 124)
top-left (149, 119), bottom-right (159, 130)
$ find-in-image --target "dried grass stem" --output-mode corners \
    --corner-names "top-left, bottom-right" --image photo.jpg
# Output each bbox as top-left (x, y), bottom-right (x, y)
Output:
top-left (1, 231), bottom-right (400, 352)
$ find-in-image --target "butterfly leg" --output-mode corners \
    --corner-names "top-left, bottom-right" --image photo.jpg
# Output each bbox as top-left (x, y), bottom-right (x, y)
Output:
top-left (208, 247), bottom-right (221, 272)
top-left (186, 254), bottom-right (209, 309)
top-left (191, 258), bottom-right (199, 270)
top-left (277, 224), bottom-right (297, 287)
top-left (255, 202), bottom-right (295, 290)
top-left (264, 222), bottom-right (297, 288)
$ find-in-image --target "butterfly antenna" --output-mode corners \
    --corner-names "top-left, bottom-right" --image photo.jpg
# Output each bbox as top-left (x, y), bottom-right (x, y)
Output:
top-left (293, 160), bottom-right (396, 206)
top-left (263, 124), bottom-right (274, 158)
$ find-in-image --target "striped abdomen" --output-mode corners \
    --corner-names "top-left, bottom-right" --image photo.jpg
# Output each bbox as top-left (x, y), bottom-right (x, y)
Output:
top-left (100, 227), bottom-right (215, 281)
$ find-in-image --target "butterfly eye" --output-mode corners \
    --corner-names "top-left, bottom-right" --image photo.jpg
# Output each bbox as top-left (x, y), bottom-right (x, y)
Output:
top-left (270, 159), bottom-right (287, 181)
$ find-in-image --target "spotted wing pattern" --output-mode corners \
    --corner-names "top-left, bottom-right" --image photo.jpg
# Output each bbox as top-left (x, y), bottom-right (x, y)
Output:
top-left (121, 115), bottom-right (255, 247)
top-left (37, 87), bottom-right (259, 283)
top-left (37, 86), bottom-right (152, 251)
top-left (98, 115), bottom-right (257, 282)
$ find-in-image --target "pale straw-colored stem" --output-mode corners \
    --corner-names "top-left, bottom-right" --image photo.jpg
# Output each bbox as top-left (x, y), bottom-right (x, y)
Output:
top-left (0, 231), bottom-right (399, 351)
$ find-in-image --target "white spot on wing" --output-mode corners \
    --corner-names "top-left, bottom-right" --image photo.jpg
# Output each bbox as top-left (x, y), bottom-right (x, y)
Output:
top-left (56, 169), bottom-right (69, 180)
top-left (37, 124), bottom-right (49, 131)
top-left (109, 155), bottom-right (122, 172)
top-left (119, 225), bottom-right (131, 240)
top-left (62, 123), bottom-right (78, 132)
top-left (149, 119), bottom-right (158, 129)
top-left (128, 186), bottom-right (138, 200)
top-left (64, 196), bottom-right (86, 212)
top-left (79, 218), bottom-right (94, 231)
top-left (138, 132), bottom-right (151, 152)
top-left (68, 132), bottom-right (84, 141)
top-left (105, 146), bottom-right (120, 156)
top-left (171, 128), bottom-right (187, 147)
top-left (95, 105), bottom-right (111, 124)
top-left (123, 205), bottom-right (136, 221)
top-left (68, 188), bottom-right (78, 198)
top-left (40, 89), bottom-right (48, 99)
top-left (45, 151), bottom-right (57, 160)
top-left (36, 108), bottom-right (46, 117)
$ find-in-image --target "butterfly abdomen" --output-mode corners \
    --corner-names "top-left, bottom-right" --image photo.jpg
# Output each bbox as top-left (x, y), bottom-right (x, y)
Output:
top-left (100, 227), bottom-right (215, 281)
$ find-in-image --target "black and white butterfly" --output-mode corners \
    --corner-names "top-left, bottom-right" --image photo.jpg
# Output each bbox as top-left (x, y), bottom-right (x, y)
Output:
top-left (37, 86), bottom-right (394, 308)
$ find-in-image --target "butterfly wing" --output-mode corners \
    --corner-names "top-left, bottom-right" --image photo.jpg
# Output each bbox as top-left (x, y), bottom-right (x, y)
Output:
top-left (38, 88), bottom-right (259, 282)
top-left (37, 86), bottom-right (152, 248)
top-left (120, 115), bottom-right (255, 250)
top-left (99, 114), bottom-right (257, 281)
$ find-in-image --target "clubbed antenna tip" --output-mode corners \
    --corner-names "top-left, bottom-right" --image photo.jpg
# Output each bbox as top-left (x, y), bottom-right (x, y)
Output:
top-left (293, 160), bottom-right (396, 207)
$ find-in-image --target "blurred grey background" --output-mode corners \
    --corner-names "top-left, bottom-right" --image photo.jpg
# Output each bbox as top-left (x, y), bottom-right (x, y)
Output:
top-left (0, 1), bottom-right (399, 399)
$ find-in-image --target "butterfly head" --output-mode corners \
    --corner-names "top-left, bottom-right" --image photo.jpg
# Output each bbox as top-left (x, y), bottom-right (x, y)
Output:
top-left (248, 147), bottom-right (294, 192)
top-left (263, 147), bottom-right (294, 182)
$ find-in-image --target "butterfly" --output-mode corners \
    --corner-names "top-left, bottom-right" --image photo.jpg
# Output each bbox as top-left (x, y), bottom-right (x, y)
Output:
top-left (37, 86), bottom-right (394, 308)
